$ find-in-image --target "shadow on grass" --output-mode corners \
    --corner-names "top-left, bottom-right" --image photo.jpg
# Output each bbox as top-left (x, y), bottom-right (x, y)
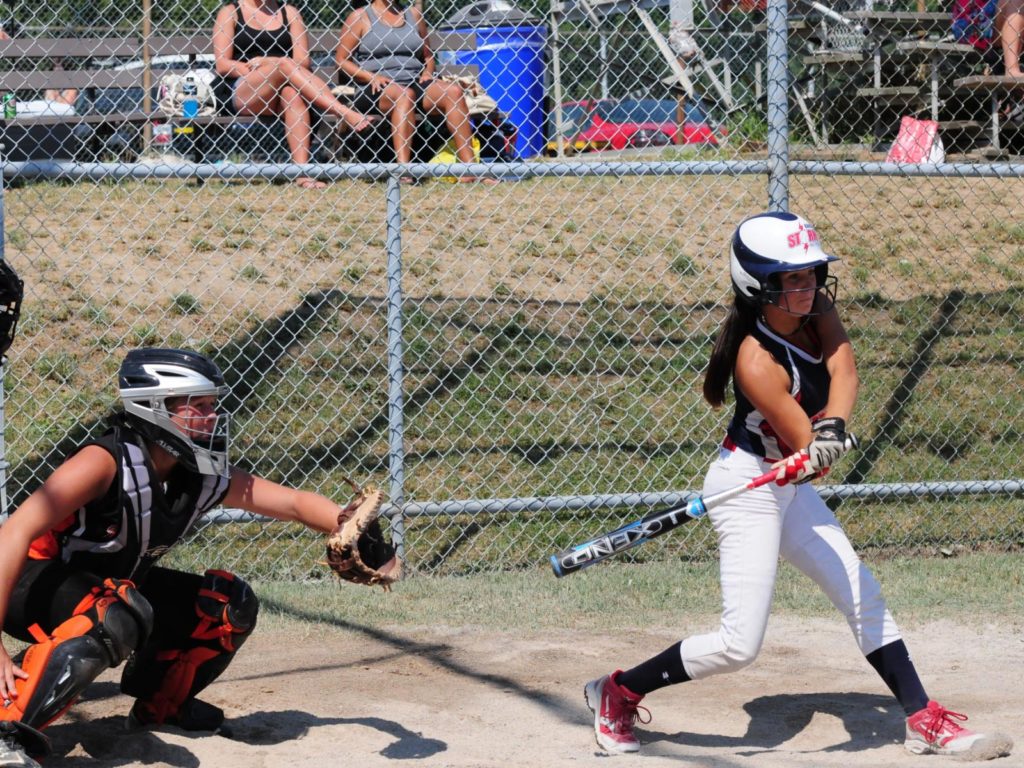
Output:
top-left (838, 289), bottom-right (966, 496)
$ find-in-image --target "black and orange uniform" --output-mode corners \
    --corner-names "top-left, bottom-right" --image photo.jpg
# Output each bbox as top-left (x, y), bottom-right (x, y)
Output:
top-left (2, 421), bottom-right (257, 732)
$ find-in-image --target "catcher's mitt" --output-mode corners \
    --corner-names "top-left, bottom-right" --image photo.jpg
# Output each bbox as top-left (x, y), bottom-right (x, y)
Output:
top-left (324, 478), bottom-right (402, 590)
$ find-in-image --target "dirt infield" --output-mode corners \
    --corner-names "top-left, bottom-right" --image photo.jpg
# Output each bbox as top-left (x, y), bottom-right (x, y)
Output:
top-left (40, 614), bottom-right (1021, 768)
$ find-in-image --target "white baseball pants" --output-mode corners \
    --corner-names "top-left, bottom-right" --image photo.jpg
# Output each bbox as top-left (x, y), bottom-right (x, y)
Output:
top-left (680, 446), bottom-right (902, 680)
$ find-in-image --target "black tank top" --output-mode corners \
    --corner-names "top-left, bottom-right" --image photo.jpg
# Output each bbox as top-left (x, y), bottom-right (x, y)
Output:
top-left (723, 319), bottom-right (831, 461)
top-left (232, 1), bottom-right (293, 61)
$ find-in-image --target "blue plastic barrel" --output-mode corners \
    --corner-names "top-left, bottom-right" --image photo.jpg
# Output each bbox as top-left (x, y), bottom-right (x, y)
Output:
top-left (442, 24), bottom-right (547, 159)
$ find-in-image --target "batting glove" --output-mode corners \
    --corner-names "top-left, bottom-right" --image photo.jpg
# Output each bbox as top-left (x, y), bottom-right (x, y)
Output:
top-left (772, 419), bottom-right (857, 486)
top-left (807, 417), bottom-right (853, 472)
top-left (772, 450), bottom-right (820, 485)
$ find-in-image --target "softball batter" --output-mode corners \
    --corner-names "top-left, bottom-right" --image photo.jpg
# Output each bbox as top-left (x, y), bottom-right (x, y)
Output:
top-left (584, 212), bottom-right (1012, 759)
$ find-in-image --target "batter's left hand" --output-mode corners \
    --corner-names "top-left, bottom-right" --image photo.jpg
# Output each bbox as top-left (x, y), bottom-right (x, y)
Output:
top-left (807, 417), bottom-right (855, 472)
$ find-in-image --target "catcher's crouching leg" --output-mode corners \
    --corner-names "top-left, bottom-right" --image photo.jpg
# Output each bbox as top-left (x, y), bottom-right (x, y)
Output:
top-left (0, 578), bottom-right (153, 738)
top-left (121, 569), bottom-right (258, 733)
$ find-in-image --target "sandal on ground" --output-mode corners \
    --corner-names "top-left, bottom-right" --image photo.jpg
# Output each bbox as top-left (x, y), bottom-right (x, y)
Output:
top-left (296, 177), bottom-right (327, 190)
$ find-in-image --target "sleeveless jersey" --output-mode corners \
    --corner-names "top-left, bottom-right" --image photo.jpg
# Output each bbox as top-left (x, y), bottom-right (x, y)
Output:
top-left (724, 319), bottom-right (831, 461)
top-left (232, 1), bottom-right (293, 61)
top-left (355, 5), bottom-right (424, 85)
top-left (27, 423), bottom-right (230, 584)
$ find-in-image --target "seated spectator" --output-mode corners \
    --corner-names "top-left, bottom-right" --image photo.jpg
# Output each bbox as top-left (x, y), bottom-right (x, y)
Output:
top-left (0, 27), bottom-right (76, 114)
top-left (213, 0), bottom-right (377, 189)
top-left (996, 0), bottom-right (1024, 76)
top-left (336, 0), bottom-right (495, 183)
top-left (953, 0), bottom-right (1024, 77)
top-left (43, 87), bottom-right (78, 107)
top-left (45, 59), bottom-right (78, 109)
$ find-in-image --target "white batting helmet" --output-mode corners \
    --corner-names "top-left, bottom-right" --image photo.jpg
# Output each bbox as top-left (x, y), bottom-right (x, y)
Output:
top-left (730, 211), bottom-right (839, 308)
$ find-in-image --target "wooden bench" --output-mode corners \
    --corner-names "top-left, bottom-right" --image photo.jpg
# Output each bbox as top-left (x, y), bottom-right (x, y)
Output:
top-left (844, 11), bottom-right (952, 40)
top-left (953, 75), bottom-right (1024, 153)
top-left (0, 30), bottom-right (478, 163)
top-left (892, 40), bottom-right (982, 121)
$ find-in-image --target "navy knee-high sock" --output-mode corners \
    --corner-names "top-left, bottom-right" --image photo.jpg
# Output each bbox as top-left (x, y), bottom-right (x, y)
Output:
top-left (616, 641), bottom-right (691, 696)
top-left (866, 639), bottom-right (929, 715)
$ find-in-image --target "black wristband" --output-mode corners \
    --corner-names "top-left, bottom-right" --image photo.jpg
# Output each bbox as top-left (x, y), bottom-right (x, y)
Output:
top-left (813, 416), bottom-right (845, 435)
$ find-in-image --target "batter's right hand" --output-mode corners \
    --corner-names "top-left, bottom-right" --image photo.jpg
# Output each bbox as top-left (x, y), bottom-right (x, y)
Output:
top-left (0, 643), bottom-right (28, 704)
top-left (771, 451), bottom-right (819, 485)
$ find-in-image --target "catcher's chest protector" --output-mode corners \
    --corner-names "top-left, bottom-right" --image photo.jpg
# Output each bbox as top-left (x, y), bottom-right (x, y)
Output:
top-left (30, 427), bottom-right (229, 581)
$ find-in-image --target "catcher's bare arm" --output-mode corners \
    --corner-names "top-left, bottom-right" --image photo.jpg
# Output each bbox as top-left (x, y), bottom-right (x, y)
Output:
top-left (222, 469), bottom-right (347, 533)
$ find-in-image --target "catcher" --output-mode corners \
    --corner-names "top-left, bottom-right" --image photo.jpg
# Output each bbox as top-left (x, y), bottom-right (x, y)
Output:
top-left (0, 347), bottom-right (399, 767)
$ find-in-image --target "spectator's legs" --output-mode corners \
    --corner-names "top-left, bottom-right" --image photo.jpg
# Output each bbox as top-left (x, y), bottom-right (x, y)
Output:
top-left (423, 81), bottom-right (475, 163)
top-left (279, 86), bottom-right (325, 190)
top-left (376, 85), bottom-right (417, 165)
top-left (996, 0), bottom-right (1024, 77)
top-left (44, 88), bottom-right (78, 107)
top-left (234, 60), bottom-right (375, 130)
top-left (233, 69), bottom-right (286, 117)
top-left (422, 80), bottom-right (497, 184)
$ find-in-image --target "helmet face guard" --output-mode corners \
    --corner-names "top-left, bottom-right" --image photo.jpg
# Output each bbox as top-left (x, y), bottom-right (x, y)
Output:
top-left (729, 211), bottom-right (839, 316)
top-left (118, 348), bottom-right (231, 477)
top-left (123, 396), bottom-right (230, 476)
top-left (0, 260), bottom-right (24, 358)
top-left (761, 272), bottom-right (838, 316)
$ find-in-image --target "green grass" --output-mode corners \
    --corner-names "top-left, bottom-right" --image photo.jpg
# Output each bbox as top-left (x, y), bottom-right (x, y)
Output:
top-left (246, 550), bottom-right (1023, 633)
top-left (116, 284), bottom-right (1024, 579)
top-left (2, 177), bottom-right (1022, 580)
top-left (170, 292), bottom-right (201, 315)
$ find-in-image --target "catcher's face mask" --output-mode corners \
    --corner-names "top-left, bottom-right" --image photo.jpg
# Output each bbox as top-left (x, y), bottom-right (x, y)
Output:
top-left (119, 348), bottom-right (231, 477)
top-left (167, 395), bottom-right (223, 440)
top-left (161, 394), bottom-right (231, 473)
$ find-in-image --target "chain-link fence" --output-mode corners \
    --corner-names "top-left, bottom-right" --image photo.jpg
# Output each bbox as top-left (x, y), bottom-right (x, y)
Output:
top-left (1, 0), bottom-right (1022, 581)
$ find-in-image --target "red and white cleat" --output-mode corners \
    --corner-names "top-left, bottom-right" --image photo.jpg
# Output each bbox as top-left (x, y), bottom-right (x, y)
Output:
top-left (905, 700), bottom-right (1013, 758)
top-left (583, 670), bottom-right (650, 754)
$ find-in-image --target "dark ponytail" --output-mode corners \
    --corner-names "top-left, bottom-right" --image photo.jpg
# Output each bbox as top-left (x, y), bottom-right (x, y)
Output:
top-left (702, 296), bottom-right (759, 408)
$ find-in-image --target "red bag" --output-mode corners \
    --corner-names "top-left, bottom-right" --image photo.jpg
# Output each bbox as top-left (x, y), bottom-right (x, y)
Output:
top-left (887, 116), bottom-right (945, 163)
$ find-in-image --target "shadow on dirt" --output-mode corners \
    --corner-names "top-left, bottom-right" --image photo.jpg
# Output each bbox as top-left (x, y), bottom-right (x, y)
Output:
top-left (45, 704), bottom-right (445, 765)
top-left (648, 691), bottom-right (901, 753)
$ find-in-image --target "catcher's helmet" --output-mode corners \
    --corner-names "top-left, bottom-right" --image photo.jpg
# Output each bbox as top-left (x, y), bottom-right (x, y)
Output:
top-left (730, 211), bottom-right (838, 312)
top-left (118, 348), bottom-right (230, 477)
top-left (0, 259), bottom-right (24, 358)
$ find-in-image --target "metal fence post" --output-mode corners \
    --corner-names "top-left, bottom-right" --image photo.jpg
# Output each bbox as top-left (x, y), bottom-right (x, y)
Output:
top-left (384, 175), bottom-right (408, 561)
top-left (0, 135), bottom-right (7, 523)
top-left (766, 0), bottom-right (790, 212)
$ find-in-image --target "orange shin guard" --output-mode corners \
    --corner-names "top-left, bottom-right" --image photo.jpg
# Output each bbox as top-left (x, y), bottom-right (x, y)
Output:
top-left (0, 578), bottom-right (151, 730)
top-left (1, 618), bottom-right (112, 729)
top-left (131, 570), bottom-right (258, 724)
top-left (137, 647), bottom-right (221, 724)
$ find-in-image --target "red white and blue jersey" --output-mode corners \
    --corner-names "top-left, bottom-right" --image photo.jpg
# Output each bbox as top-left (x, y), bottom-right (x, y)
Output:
top-left (724, 319), bottom-right (830, 461)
